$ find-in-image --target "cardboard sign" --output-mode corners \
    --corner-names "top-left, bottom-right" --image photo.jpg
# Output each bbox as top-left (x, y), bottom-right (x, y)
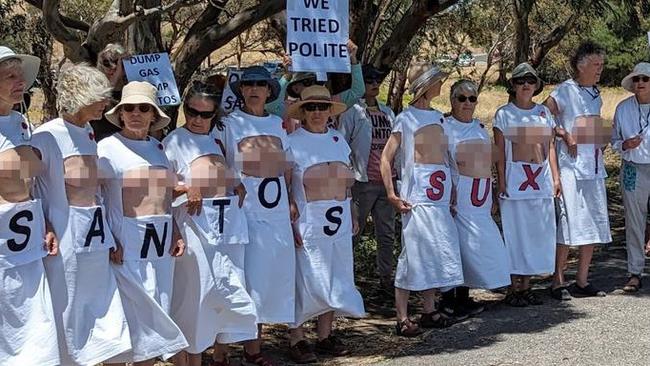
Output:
top-left (287, 0), bottom-right (350, 74)
top-left (123, 53), bottom-right (181, 106)
top-left (220, 67), bottom-right (244, 114)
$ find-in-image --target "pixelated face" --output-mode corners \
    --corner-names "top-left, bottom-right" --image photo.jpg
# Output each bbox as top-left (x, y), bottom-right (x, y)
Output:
top-left (0, 146), bottom-right (42, 180)
top-left (64, 155), bottom-right (98, 187)
top-left (572, 115), bottom-right (612, 145)
top-left (455, 140), bottom-right (494, 178)
top-left (504, 125), bottom-right (552, 145)
top-left (120, 104), bottom-right (155, 133)
top-left (0, 61), bottom-right (26, 105)
top-left (303, 161), bottom-right (354, 202)
top-left (121, 166), bottom-right (176, 216)
top-left (238, 136), bottom-right (288, 178)
top-left (414, 124), bottom-right (447, 164)
top-left (578, 54), bottom-right (605, 83)
top-left (184, 97), bottom-right (216, 135)
top-left (241, 81), bottom-right (271, 108)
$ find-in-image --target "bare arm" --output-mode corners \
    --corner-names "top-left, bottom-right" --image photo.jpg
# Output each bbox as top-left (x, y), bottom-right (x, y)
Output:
top-left (381, 133), bottom-right (411, 213)
top-left (548, 129), bottom-right (562, 198)
top-left (493, 128), bottom-right (508, 197)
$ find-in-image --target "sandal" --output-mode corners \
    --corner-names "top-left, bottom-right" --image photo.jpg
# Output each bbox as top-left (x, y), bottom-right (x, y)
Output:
top-left (243, 351), bottom-right (276, 366)
top-left (315, 335), bottom-right (349, 356)
top-left (623, 275), bottom-right (642, 293)
top-left (419, 311), bottom-right (454, 329)
top-left (570, 283), bottom-right (606, 298)
top-left (521, 289), bottom-right (543, 305)
top-left (504, 291), bottom-right (528, 307)
top-left (395, 318), bottom-right (422, 337)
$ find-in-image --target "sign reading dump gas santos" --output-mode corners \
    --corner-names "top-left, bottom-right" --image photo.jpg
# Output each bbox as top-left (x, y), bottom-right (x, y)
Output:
top-left (287, 0), bottom-right (350, 74)
top-left (123, 52), bottom-right (181, 106)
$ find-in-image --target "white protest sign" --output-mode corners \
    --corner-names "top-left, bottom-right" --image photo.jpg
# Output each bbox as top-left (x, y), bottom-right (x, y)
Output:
top-left (287, 0), bottom-right (350, 74)
top-left (220, 67), bottom-right (244, 114)
top-left (647, 31), bottom-right (650, 48)
top-left (123, 53), bottom-right (180, 106)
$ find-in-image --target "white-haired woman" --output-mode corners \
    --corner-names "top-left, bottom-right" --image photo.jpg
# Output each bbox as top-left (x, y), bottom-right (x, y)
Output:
top-left (545, 41), bottom-right (611, 298)
top-left (99, 81), bottom-right (188, 366)
top-left (165, 81), bottom-right (257, 366)
top-left (495, 63), bottom-right (561, 305)
top-left (381, 63), bottom-right (463, 337)
top-left (92, 43), bottom-right (129, 141)
top-left (440, 79), bottom-right (510, 317)
top-left (32, 63), bottom-right (132, 365)
top-left (0, 46), bottom-right (59, 366)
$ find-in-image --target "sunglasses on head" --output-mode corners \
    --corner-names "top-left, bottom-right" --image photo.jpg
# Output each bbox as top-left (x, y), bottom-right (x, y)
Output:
top-left (184, 105), bottom-right (216, 119)
top-left (303, 103), bottom-right (331, 112)
top-left (101, 59), bottom-right (118, 68)
top-left (456, 95), bottom-right (478, 103)
top-left (241, 80), bottom-right (268, 87)
top-left (632, 75), bottom-right (650, 83)
top-left (122, 104), bottom-right (152, 113)
top-left (513, 77), bottom-right (538, 86)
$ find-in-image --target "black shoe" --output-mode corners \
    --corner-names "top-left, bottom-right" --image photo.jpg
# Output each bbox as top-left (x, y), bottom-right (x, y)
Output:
top-left (458, 298), bottom-right (486, 316)
top-left (521, 289), bottom-right (543, 305)
top-left (570, 283), bottom-right (606, 298)
top-left (550, 286), bottom-right (572, 301)
top-left (504, 292), bottom-right (528, 307)
top-left (419, 311), bottom-right (455, 329)
top-left (439, 303), bottom-right (470, 321)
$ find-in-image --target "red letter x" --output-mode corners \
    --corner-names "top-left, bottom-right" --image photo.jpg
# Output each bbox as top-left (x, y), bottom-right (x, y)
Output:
top-left (518, 164), bottom-right (542, 191)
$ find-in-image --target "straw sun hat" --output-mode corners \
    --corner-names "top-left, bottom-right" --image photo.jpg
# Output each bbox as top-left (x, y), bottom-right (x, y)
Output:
top-left (105, 81), bottom-right (171, 132)
top-left (286, 85), bottom-right (347, 120)
top-left (407, 63), bottom-right (448, 103)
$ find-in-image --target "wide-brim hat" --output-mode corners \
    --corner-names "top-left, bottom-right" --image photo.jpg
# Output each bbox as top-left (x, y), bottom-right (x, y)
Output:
top-left (507, 62), bottom-right (545, 96)
top-left (230, 65), bottom-right (280, 103)
top-left (362, 64), bottom-right (390, 83)
top-left (286, 72), bottom-right (319, 98)
top-left (621, 62), bottom-right (650, 93)
top-left (0, 46), bottom-right (40, 91)
top-left (105, 81), bottom-right (171, 131)
top-left (407, 63), bottom-right (448, 104)
top-left (286, 85), bottom-right (347, 120)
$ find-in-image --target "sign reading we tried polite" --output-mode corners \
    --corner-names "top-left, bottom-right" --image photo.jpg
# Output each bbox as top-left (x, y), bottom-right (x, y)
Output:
top-left (123, 53), bottom-right (181, 106)
top-left (287, 0), bottom-right (350, 74)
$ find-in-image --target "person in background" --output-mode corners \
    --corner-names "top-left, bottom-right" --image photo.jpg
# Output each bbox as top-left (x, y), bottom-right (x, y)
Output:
top-left (338, 64), bottom-right (397, 298)
top-left (611, 62), bottom-right (650, 293)
top-left (545, 42), bottom-right (611, 299)
top-left (441, 79), bottom-right (511, 317)
top-left (265, 40), bottom-right (365, 132)
top-left (381, 63), bottom-right (463, 337)
top-left (92, 43), bottom-right (129, 141)
top-left (494, 63), bottom-right (561, 306)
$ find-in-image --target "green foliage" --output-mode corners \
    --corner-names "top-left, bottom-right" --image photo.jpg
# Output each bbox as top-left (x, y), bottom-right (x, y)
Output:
top-left (0, 0), bottom-right (30, 52)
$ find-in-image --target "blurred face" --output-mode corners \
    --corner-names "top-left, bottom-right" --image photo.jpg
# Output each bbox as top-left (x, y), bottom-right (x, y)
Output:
top-left (0, 61), bottom-right (26, 107)
top-left (632, 74), bottom-right (650, 98)
top-left (451, 91), bottom-right (477, 118)
top-left (577, 54), bottom-right (604, 84)
top-left (77, 99), bottom-right (109, 122)
top-left (512, 76), bottom-right (537, 101)
top-left (120, 103), bottom-right (156, 135)
top-left (184, 97), bottom-right (216, 135)
top-left (302, 102), bottom-right (332, 131)
top-left (241, 80), bottom-right (270, 109)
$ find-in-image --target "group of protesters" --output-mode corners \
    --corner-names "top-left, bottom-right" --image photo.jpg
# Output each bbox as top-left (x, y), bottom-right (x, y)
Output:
top-left (1, 36), bottom-right (649, 366)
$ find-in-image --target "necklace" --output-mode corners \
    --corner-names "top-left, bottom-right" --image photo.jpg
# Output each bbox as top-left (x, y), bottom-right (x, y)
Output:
top-left (579, 85), bottom-right (600, 100)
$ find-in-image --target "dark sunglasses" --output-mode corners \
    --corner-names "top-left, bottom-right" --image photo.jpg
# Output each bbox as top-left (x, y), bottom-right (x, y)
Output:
top-left (122, 104), bottom-right (152, 113)
top-left (513, 77), bottom-right (538, 86)
top-left (364, 78), bottom-right (382, 85)
top-left (303, 103), bottom-right (331, 112)
top-left (300, 79), bottom-right (326, 87)
top-left (184, 105), bottom-right (216, 119)
top-left (101, 59), bottom-right (118, 68)
top-left (632, 76), bottom-right (650, 83)
top-left (241, 80), bottom-right (268, 87)
top-left (456, 95), bottom-right (478, 103)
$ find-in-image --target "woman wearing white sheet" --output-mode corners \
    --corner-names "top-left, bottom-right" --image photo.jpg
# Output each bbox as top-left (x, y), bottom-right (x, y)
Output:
top-left (222, 66), bottom-right (295, 365)
top-left (164, 80), bottom-right (257, 366)
top-left (442, 79), bottom-right (510, 316)
top-left (285, 85), bottom-right (365, 363)
top-left (0, 45), bottom-right (59, 366)
top-left (494, 63), bottom-right (561, 306)
top-left (31, 63), bottom-right (132, 365)
top-left (98, 81), bottom-right (188, 366)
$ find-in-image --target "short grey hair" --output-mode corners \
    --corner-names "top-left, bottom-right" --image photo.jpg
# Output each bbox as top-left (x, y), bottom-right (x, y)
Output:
top-left (0, 58), bottom-right (22, 70)
top-left (56, 63), bottom-right (112, 115)
top-left (450, 79), bottom-right (478, 102)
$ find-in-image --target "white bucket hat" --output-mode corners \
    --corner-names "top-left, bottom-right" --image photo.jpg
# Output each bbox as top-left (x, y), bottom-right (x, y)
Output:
top-left (621, 62), bottom-right (650, 93)
top-left (104, 81), bottom-right (170, 131)
top-left (0, 46), bottom-right (40, 90)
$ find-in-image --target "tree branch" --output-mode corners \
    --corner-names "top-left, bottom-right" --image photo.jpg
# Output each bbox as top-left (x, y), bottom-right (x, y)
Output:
top-left (41, 0), bottom-right (88, 62)
top-left (24, 0), bottom-right (91, 32)
top-left (530, 12), bottom-right (580, 67)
